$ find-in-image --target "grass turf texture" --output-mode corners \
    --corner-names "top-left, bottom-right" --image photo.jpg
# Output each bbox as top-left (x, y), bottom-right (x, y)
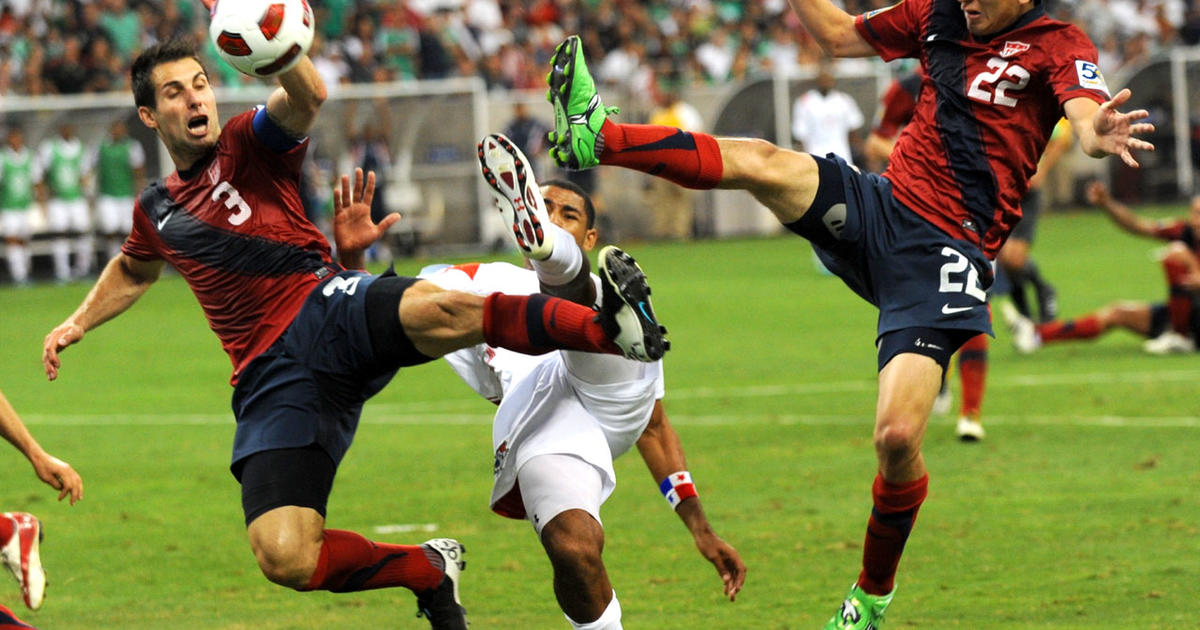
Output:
top-left (0, 208), bottom-right (1195, 628)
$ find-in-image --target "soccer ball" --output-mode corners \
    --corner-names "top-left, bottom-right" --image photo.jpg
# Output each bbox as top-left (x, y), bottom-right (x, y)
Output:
top-left (209, 0), bottom-right (314, 78)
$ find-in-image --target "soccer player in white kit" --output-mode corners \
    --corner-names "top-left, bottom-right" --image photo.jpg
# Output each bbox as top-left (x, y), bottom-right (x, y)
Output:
top-left (420, 134), bottom-right (747, 630)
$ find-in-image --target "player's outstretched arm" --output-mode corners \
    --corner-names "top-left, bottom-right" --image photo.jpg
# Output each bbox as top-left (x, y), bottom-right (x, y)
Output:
top-left (1066, 91), bottom-right (1155, 168)
top-left (0, 390), bottom-right (83, 505)
top-left (786, 0), bottom-right (876, 57)
top-left (636, 401), bottom-right (747, 601)
top-left (265, 55), bottom-right (327, 137)
top-left (331, 168), bottom-right (402, 270)
top-left (1084, 180), bottom-right (1159, 238)
top-left (43, 253), bottom-right (164, 381)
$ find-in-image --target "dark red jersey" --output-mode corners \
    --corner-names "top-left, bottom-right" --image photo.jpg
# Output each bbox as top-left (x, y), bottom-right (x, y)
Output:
top-left (1153, 221), bottom-right (1199, 255)
top-left (856, 0), bottom-right (1110, 257)
top-left (123, 109), bottom-right (331, 383)
top-left (874, 69), bottom-right (924, 140)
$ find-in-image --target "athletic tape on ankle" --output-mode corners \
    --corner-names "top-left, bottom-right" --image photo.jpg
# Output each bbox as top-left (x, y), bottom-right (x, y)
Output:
top-left (659, 471), bottom-right (697, 509)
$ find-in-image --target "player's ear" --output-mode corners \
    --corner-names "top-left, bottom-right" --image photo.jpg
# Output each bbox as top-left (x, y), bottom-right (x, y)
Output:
top-left (137, 105), bottom-right (158, 131)
top-left (583, 228), bottom-right (598, 252)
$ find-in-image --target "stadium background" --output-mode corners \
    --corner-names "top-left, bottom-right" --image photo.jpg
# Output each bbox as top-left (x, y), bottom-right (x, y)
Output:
top-left (0, 1), bottom-right (1196, 628)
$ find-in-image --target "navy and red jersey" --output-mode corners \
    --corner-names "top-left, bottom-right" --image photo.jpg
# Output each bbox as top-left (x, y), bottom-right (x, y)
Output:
top-left (1153, 221), bottom-right (1199, 255)
top-left (874, 69), bottom-right (924, 139)
top-left (123, 109), bottom-right (331, 383)
top-left (855, 0), bottom-right (1110, 258)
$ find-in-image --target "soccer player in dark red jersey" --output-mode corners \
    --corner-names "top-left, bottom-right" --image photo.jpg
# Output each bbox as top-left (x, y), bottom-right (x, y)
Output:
top-left (38, 35), bottom-right (666, 630)
top-left (1004, 180), bottom-right (1200, 354)
top-left (542, 0), bottom-right (1154, 622)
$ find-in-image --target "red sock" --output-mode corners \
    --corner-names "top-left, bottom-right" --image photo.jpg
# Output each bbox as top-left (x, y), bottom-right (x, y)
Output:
top-left (0, 603), bottom-right (33, 629)
top-left (598, 120), bottom-right (723, 189)
top-left (1163, 257), bottom-right (1195, 334)
top-left (0, 515), bottom-right (13, 547)
top-left (858, 474), bottom-right (928, 596)
top-left (482, 292), bottom-right (619, 356)
top-left (957, 334), bottom-right (988, 418)
top-left (301, 530), bottom-right (443, 593)
top-left (1038, 315), bottom-right (1103, 342)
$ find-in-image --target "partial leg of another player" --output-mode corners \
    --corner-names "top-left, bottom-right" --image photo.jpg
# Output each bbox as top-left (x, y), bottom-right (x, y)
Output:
top-left (954, 334), bottom-right (988, 442)
top-left (0, 513), bottom-right (44, 611)
top-left (519, 454), bottom-right (622, 630)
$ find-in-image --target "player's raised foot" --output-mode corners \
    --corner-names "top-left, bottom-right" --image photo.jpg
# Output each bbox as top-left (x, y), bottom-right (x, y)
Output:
top-left (477, 133), bottom-right (554, 260)
top-left (955, 416), bottom-right (986, 442)
top-left (414, 538), bottom-right (468, 630)
top-left (545, 35), bottom-right (618, 170)
top-left (823, 583), bottom-right (893, 630)
top-left (1000, 301), bottom-right (1041, 354)
top-left (597, 246), bottom-right (669, 362)
top-left (0, 513), bottom-right (44, 610)
top-left (1142, 330), bottom-right (1195, 355)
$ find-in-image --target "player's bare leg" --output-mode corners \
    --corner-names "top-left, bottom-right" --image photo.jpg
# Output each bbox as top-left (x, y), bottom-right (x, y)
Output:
top-left (826, 353), bottom-right (938, 630)
top-left (540, 511), bottom-right (617, 627)
top-left (246, 506), bottom-right (325, 588)
top-left (547, 35), bottom-right (820, 228)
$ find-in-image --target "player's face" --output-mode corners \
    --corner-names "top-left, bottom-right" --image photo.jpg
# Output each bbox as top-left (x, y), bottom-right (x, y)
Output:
top-left (960, 0), bottom-right (1033, 35)
top-left (137, 58), bottom-right (220, 167)
top-left (542, 185), bottom-right (597, 252)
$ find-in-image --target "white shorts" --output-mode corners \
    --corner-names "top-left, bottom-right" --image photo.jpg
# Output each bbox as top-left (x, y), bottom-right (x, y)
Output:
top-left (95, 196), bottom-right (134, 235)
top-left (0, 209), bottom-right (33, 240)
top-left (517, 453), bottom-right (604, 535)
top-left (46, 198), bottom-right (90, 233)
top-left (489, 353), bottom-right (659, 520)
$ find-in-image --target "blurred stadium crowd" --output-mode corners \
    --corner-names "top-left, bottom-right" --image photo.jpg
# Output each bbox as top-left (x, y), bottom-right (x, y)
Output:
top-left (1, 0), bottom-right (1196, 97)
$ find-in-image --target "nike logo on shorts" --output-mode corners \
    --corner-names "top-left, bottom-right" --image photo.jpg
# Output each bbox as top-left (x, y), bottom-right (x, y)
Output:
top-left (941, 304), bottom-right (975, 315)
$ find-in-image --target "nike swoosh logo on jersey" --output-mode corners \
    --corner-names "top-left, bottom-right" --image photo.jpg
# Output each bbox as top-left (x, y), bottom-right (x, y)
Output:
top-left (941, 304), bottom-right (974, 315)
top-left (156, 209), bottom-right (175, 230)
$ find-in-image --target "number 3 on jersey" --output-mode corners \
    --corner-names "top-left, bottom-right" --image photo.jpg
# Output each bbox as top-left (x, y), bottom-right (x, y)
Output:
top-left (938, 247), bottom-right (987, 302)
top-left (968, 57), bottom-right (1029, 108)
top-left (212, 181), bottom-right (253, 226)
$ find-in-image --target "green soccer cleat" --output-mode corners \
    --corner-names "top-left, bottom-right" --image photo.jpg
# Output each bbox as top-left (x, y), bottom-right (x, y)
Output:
top-left (545, 35), bottom-right (619, 170)
top-left (823, 583), bottom-right (894, 630)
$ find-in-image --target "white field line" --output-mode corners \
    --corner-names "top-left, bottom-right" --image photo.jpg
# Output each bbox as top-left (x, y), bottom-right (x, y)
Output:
top-left (22, 369), bottom-right (1199, 426)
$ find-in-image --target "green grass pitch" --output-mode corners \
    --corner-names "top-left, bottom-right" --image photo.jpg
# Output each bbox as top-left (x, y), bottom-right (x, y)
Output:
top-left (0, 208), bottom-right (1195, 628)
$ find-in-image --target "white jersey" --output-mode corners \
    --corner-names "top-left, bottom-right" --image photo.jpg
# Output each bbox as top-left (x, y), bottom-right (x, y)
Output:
top-left (791, 88), bottom-right (864, 166)
top-left (421, 261), bottom-right (665, 518)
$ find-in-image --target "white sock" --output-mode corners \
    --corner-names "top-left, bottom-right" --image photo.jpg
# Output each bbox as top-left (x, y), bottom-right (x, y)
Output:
top-left (52, 239), bottom-right (70, 281)
top-left (531, 222), bottom-right (582, 286)
top-left (7, 244), bottom-right (29, 283)
top-left (566, 590), bottom-right (622, 630)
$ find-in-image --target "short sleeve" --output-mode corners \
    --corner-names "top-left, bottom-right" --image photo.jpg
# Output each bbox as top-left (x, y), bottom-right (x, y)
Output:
top-left (1047, 28), bottom-right (1110, 106)
top-left (855, 0), bottom-right (924, 62)
top-left (121, 197), bottom-right (162, 261)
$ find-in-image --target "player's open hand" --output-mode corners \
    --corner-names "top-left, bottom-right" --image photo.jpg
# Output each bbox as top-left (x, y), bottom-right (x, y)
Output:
top-left (332, 168), bottom-right (401, 262)
top-left (1093, 89), bottom-right (1155, 168)
top-left (30, 451), bottom-right (83, 505)
top-left (694, 531), bottom-right (747, 601)
top-left (42, 322), bottom-right (84, 381)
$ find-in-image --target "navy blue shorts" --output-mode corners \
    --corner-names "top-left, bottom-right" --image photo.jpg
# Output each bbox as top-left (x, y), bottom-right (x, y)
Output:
top-left (789, 155), bottom-right (994, 368)
top-left (230, 270), bottom-right (420, 478)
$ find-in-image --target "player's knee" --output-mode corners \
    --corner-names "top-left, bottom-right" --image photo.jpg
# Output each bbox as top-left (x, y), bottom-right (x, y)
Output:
top-left (541, 512), bottom-right (605, 575)
top-left (873, 416), bottom-right (922, 458)
top-left (399, 284), bottom-right (485, 354)
top-left (251, 537), bottom-right (318, 589)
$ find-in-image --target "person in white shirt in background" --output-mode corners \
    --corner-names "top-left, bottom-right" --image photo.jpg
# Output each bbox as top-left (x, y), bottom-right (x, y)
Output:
top-left (791, 63), bottom-right (864, 167)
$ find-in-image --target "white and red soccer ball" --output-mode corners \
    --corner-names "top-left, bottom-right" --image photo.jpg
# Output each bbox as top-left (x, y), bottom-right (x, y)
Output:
top-left (210, 0), bottom-right (315, 78)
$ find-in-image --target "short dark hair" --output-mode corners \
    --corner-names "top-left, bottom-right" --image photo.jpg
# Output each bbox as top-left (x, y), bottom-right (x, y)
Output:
top-left (131, 38), bottom-right (206, 109)
top-left (542, 178), bottom-right (596, 229)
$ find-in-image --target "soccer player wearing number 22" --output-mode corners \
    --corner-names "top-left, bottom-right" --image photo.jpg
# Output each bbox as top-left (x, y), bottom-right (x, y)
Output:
top-left (542, 0), bottom-right (1154, 624)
